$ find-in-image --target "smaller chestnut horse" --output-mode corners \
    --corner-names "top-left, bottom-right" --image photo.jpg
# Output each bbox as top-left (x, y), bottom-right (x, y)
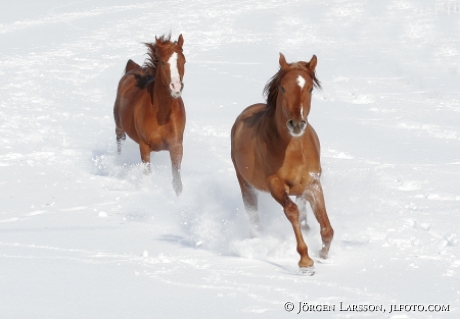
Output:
top-left (113, 34), bottom-right (186, 195)
top-left (231, 53), bottom-right (333, 275)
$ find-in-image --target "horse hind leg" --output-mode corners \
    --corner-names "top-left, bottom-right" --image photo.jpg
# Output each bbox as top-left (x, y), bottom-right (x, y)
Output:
top-left (116, 128), bottom-right (126, 154)
top-left (139, 141), bottom-right (152, 174)
top-left (113, 97), bottom-right (126, 154)
top-left (296, 196), bottom-right (310, 231)
top-left (235, 169), bottom-right (261, 235)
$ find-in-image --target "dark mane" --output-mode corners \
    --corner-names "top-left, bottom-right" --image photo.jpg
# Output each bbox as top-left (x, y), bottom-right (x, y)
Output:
top-left (133, 34), bottom-right (179, 89)
top-left (134, 73), bottom-right (155, 89)
top-left (263, 63), bottom-right (321, 116)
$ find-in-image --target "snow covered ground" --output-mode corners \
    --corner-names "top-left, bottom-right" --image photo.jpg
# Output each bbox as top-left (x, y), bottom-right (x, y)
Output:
top-left (1, 0), bottom-right (460, 318)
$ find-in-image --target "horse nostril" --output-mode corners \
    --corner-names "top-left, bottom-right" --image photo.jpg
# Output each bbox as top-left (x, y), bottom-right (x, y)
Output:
top-left (299, 120), bottom-right (307, 129)
top-left (287, 120), bottom-right (295, 129)
top-left (170, 82), bottom-right (183, 92)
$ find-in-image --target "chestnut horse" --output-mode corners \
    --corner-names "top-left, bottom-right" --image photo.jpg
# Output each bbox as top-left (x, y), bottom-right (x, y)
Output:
top-left (231, 53), bottom-right (333, 275)
top-left (113, 34), bottom-right (186, 195)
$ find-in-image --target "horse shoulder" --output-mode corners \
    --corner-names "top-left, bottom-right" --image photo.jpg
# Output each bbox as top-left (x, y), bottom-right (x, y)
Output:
top-left (232, 103), bottom-right (263, 146)
top-left (117, 72), bottom-right (139, 100)
top-left (164, 99), bottom-right (186, 143)
top-left (133, 92), bottom-right (154, 132)
top-left (304, 125), bottom-right (321, 161)
top-left (171, 98), bottom-right (186, 122)
top-left (231, 104), bottom-right (275, 190)
top-left (232, 103), bottom-right (266, 138)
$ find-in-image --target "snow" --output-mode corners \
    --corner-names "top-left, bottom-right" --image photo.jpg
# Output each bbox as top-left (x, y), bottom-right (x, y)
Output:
top-left (1, 0), bottom-right (460, 318)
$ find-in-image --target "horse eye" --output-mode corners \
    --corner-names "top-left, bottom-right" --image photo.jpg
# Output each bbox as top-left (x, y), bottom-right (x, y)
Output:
top-left (281, 86), bottom-right (286, 93)
top-left (161, 61), bottom-right (165, 66)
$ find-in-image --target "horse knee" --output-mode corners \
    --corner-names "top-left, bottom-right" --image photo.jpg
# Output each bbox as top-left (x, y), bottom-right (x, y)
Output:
top-left (284, 202), bottom-right (300, 223)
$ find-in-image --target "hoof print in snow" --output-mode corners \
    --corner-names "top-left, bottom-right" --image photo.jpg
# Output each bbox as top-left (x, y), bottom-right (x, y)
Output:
top-left (299, 266), bottom-right (315, 276)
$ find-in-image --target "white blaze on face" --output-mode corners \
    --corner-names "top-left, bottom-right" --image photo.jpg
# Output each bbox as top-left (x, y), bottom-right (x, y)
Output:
top-left (296, 75), bottom-right (306, 90)
top-left (168, 52), bottom-right (182, 97)
top-left (298, 79), bottom-right (308, 126)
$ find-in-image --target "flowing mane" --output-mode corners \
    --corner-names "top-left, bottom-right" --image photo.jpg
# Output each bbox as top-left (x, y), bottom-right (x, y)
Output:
top-left (131, 35), bottom-right (183, 89)
top-left (144, 34), bottom-right (182, 75)
top-left (263, 62), bottom-right (321, 116)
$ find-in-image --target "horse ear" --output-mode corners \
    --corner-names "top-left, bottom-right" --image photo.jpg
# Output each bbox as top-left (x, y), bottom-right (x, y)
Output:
top-left (308, 55), bottom-right (317, 72)
top-left (177, 34), bottom-right (184, 48)
top-left (279, 53), bottom-right (289, 69)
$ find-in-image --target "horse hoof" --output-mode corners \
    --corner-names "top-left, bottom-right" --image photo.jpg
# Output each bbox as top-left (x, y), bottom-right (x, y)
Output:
top-left (142, 164), bottom-right (151, 175)
top-left (250, 225), bottom-right (262, 238)
top-left (173, 182), bottom-right (183, 196)
top-left (299, 266), bottom-right (315, 276)
top-left (315, 257), bottom-right (332, 264)
top-left (319, 248), bottom-right (329, 260)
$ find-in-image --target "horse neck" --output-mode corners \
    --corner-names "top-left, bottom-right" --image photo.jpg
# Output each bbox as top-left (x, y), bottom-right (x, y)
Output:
top-left (270, 100), bottom-right (294, 147)
top-left (151, 74), bottom-right (174, 109)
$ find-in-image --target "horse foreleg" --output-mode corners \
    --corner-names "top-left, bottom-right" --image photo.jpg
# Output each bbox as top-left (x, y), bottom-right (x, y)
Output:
top-left (116, 128), bottom-right (126, 154)
top-left (235, 169), bottom-right (260, 235)
top-left (169, 144), bottom-right (183, 196)
top-left (139, 141), bottom-right (151, 174)
top-left (268, 175), bottom-right (314, 274)
top-left (305, 181), bottom-right (334, 260)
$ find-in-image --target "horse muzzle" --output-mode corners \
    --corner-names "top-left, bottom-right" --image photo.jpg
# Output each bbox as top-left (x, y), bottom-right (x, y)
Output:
top-left (170, 81), bottom-right (184, 98)
top-left (286, 119), bottom-right (307, 137)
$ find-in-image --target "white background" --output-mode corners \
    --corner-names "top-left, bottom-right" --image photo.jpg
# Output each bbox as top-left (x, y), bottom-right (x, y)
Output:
top-left (1, 0), bottom-right (459, 318)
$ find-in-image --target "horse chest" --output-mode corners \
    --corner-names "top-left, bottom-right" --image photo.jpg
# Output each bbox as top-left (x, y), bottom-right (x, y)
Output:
top-left (145, 124), bottom-right (177, 150)
top-left (278, 151), bottom-right (319, 195)
top-left (136, 106), bottom-right (181, 150)
top-left (147, 134), bottom-right (166, 150)
top-left (279, 163), bottom-right (307, 186)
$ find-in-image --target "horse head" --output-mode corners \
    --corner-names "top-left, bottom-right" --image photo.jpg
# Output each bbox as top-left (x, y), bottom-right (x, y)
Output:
top-left (153, 34), bottom-right (186, 98)
top-left (277, 53), bottom-right (319, 137)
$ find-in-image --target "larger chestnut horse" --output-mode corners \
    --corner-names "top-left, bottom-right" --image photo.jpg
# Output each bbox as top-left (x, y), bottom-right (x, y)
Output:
top-left (113, 34), bottom-right (186, 195)
top-left (231, 53), bottom-right (334, 275)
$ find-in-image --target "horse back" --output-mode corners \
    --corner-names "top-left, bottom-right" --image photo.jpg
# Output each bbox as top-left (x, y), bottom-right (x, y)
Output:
top-left (114, 64), bottom-right (151, 144)
top-left (231, 103), bottom-right (272, 191)
top-left (231, 103), bottom-right (267, 154)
